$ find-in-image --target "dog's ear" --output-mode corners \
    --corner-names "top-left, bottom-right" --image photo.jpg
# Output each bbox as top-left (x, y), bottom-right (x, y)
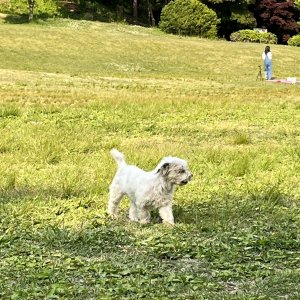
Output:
top-left (158, 163), bottom-right (170, 176)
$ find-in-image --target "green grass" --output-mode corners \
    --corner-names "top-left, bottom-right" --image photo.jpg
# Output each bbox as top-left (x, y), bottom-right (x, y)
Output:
top-left (0, 18), bottom-right (300, 299)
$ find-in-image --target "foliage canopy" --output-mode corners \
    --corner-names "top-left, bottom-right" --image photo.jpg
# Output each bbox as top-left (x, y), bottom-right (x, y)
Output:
top-left (252, 0), bottom-right (300, 44)
top-left (0, 0), bottom-right (59, 16)
top-left (159, 0), bottom-right (219, 38)
top-left (287, 34), bottom-right (300, 46)
top-left (230, 29), bottom-right (277, 43)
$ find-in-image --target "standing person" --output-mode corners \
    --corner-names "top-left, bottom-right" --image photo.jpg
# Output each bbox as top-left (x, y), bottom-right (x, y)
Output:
top-left (262, 45), bottom-right (272, 80)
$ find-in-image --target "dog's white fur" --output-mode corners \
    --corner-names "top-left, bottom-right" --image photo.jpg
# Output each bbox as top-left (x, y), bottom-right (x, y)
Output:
top-left (107, 149), bottom-right (192, 225)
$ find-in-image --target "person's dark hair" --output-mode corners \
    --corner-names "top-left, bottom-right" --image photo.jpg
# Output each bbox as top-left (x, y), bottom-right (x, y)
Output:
top-left (265, 45), bottom-right (270, 54)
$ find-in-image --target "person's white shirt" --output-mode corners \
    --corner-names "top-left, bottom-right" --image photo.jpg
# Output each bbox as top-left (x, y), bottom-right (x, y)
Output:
top-left (262, 52), bottom-right (272, 60)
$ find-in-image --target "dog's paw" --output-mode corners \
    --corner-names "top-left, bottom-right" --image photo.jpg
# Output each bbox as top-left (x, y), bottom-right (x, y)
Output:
top-left (163, 221), bottom-right (175, 226)
top-left (129, 218), bottom-right (139, 223)
top-left (139, 220), bottom-right (150, 225)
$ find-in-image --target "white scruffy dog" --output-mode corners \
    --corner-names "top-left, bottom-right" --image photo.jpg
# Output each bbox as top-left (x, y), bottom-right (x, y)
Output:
top-left (107, 149), bottom-right (192, 225)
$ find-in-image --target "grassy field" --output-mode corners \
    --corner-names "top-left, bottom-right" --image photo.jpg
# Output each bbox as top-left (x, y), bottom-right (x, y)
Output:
top-left (0, 17), bottom-right (300, 299)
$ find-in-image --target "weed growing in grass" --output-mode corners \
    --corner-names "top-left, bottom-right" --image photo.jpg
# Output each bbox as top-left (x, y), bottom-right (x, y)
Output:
top-left (230, 155), bottom-right (250, 177)
top-left (0, 105), bottom-right (21, 118)
top-left (2, 172), bottom-right (17, 191)
top-left (232, 131), bottom-right (251, 145)
top-left (0, 142), bottom-right (10, 154)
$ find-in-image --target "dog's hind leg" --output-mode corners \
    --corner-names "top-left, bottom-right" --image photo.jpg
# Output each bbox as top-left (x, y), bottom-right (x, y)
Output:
top-left (159, 205), bottom-right (175, 225)
top-left (107, 183), bottom-right (124, 217)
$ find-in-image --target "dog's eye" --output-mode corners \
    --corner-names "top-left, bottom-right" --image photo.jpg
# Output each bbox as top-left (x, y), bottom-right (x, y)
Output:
top-left (179, 169), bottom-right (185, 174)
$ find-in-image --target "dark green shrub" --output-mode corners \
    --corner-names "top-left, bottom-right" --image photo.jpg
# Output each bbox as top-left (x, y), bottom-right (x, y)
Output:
top-left (0, 0), bottom-right (59, 17)
top-left (230, 30), bottom-right (277, 44)
top-left (159, 0), bottom-right (219, 39)
top-left (288, 34), bottom-right (300, 47)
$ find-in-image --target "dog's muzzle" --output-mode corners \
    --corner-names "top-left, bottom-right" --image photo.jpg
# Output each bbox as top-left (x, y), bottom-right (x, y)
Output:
top-left (180, 173), bottom-right (192, 185)
top-left (180, 180), bottom-right (189, 185)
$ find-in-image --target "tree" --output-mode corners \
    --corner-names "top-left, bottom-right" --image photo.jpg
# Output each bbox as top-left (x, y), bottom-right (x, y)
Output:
top-left (132, 0), bottom-right (171, 25)
top-left (252, 0), bottom-right (300, 43)
top-left (159, 0), bottom-right (219, 38)
top-left (28, 0), bottom-right (35, 21)
top-left (201, 0), bottom-right (256, 39)
top-left (144, 0), bottom-right (171, 25)
top-left (133, 0), bottom-right (138, 22)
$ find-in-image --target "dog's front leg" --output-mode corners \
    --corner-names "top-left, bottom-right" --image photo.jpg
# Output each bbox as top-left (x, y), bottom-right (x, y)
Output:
top-left (138, 207), bottom-right (151, 224)
top-left (159, 205), bottom-right (175, 225)
top-left (129, 202), bottom-right (139, 222)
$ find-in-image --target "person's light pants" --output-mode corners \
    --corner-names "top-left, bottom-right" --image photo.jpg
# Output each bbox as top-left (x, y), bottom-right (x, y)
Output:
top-left (264, 62), bottom-right (272, 80)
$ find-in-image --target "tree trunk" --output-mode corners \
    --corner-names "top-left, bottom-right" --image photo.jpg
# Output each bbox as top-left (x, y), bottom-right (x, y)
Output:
top-left (147, 0), bottom-right (155, 26)
top-left (28, 0), bottom-right (34, 21)
top-left (133, 0), bottom-right (138, 23)
top-left (116, 5), bottom-right (124, 21)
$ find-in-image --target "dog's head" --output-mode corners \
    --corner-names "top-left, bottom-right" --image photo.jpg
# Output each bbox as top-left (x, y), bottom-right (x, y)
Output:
top-left (156, 157), bottom-right (192, 186)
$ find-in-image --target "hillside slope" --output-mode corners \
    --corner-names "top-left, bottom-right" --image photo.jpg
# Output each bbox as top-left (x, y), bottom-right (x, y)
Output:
top-left (1, 19), bottom-right (300, 81)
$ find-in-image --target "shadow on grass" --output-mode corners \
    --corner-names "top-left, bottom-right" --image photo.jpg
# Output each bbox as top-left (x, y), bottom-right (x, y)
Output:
top-left (36, 222), bottom-right (134, 256)
top-left (173, 186), bottom-right (298, 228)
top-left (2, 12), bottom-right (151, 26)
top-left (1, 181), bottom-right (299, 300)
top-left (1, 183), bottom-right (299, 257)
top-left (0, 186), bottom-right (134, 258)
top-left (3, 14), bottom-right (61, 24)
top-left (3, 14), bottom-right (29, 24)
top-left (0, 185), bottom-right (100, 203)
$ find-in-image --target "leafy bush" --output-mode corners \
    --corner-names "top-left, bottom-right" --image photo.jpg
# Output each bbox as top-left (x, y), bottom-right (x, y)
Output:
top-left (0, 0), bottom-right (59, 17)
top-left (288, 34), bottom-right (300, 47)
top-left (159, 0), bottom-right (219, 38)
top-left (230, 29), bottom-right (277, 44)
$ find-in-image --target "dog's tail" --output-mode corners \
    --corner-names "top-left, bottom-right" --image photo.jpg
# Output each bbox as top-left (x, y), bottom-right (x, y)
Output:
top-left (110, 148), bottom-right (126, 168)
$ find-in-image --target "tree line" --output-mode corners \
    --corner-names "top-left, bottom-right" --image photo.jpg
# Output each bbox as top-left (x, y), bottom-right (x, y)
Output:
top-left (2, 0), bottom-right (300, 44)
top-left (108, 0), bottom-right (300, 43)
